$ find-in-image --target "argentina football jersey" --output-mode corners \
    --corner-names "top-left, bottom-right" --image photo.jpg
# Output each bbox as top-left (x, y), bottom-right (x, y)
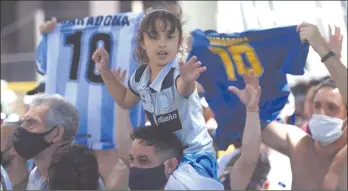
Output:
top-left (35, 13), bottom-right (146, 150)
top-left (128, 57), bottom-right (214, 155)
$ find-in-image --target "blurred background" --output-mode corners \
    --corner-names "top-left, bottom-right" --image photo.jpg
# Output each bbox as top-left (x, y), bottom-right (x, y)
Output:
top-left (0, 0), bottom-right (347, 122)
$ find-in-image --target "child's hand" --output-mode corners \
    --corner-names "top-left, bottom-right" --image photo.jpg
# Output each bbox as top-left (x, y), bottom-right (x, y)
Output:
top-left (228, 70), bottom-right (261, 112)
top-left (39, 17), bottom-right (57, 34)
top-left (92, 47), bottom-right (110, 73)
top-left (179, 56), bottom-right (206, 83)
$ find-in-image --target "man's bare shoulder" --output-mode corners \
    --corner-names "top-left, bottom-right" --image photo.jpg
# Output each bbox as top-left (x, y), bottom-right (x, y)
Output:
top-left (286, 124), bottom-right (311, 149)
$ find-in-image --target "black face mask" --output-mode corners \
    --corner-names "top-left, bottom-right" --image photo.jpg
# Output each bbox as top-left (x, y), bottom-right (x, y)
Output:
top-left (12, 126), bottom-right (56, 160)
top-left (1, 146), bottom-right (13, 168)
top-left (129, 164), bottom-right (167, 190)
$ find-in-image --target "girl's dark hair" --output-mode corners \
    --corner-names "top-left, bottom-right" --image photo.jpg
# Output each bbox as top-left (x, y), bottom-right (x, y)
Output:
top-left (134, 3), bottom-right (184, 65)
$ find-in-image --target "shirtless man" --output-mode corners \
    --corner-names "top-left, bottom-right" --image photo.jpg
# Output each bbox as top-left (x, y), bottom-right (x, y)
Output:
top-left (261, 22), bottom-right (347, 190)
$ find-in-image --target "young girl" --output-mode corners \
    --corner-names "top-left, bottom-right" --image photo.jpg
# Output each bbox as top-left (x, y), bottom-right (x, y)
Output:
top-left (92, 5), bottom-right (217, 180)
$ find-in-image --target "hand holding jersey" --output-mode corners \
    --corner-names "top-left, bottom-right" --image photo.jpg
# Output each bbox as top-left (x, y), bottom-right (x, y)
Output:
top-left (297, 22), bottom-right (333, 58)
top-left (261, 23), bottom-right (347, 189)
top-left (297, 22), bottom-right (347, 105)
top-left (39, 17), bottom-right (57, 34)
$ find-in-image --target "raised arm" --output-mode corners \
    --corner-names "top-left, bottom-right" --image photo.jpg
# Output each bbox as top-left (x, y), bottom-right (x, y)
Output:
top-left (92, 48), bottom-right (140, 109)
top-left (176, 56), bottom-right (206, 97)
top-left (227, 71), bottom-right (262, 190)
top-left (297, 22), bottom-right (347, 105)
top-left (112, 68), bottom-right (135, 168)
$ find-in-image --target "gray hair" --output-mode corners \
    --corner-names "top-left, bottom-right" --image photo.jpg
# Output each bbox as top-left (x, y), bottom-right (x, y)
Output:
top-left (30, 94), bottom-right (79, 141)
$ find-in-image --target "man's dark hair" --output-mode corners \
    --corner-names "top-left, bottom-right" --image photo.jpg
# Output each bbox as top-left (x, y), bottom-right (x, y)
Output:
top-left (313, 78), bottom-right (337, 97)
top-left (131, 125), bottom-right (184, 161)
top-left (308, 76), bottom-right (330, 89)
top-left (48, 143), bottom-right (99, 190)
top-left (250, 152), bottom-right (271, 183)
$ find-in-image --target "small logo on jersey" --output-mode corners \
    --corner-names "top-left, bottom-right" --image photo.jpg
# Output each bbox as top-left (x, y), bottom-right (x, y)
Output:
top-left (159, 93), bottom-right (172, 111)
top-left (140, 94), bottom-right (147, 104)
top-left (155, 110), bottom-right (182, 132)
top-left (157, 113), bottom-right (177, 124)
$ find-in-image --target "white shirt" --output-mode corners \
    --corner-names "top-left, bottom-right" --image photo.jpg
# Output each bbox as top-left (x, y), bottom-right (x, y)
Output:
top-left (165, 164), bottom-right (224, 190)
top-left (0, 166), bottom-right (12, 190)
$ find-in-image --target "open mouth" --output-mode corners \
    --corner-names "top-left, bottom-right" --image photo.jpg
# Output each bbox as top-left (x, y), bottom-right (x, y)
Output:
top-left (157, 51), bottom-right (168, 56)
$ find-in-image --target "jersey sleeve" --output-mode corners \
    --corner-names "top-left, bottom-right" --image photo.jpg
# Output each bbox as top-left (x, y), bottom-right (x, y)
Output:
top-left (35, 35), bottom-right (48, 75)
top-left (200, 96), bottom-right (209, 108)
top-left (128, 70), bottom-right (139, 97)
top-left (173, 66), bottom-right (181, 88)
top-left (128, 65), bottom-right (147, 97)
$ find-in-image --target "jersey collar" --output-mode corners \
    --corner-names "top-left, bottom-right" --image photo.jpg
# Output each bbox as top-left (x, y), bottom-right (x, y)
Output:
top-left (147, 57), bottom-right (178, 92)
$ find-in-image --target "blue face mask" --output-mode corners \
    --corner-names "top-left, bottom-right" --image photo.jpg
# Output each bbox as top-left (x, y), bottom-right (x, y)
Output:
top-left (128, 163), bottom-right (167, 190)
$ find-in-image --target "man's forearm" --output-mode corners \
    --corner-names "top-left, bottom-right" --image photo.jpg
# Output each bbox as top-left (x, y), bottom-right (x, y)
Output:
top-left (240, 111), bottom-right (261, 163)
top-left (114, 104), bottom-right (133, 167)
top-left (316, 46), bottom-right (347, 105)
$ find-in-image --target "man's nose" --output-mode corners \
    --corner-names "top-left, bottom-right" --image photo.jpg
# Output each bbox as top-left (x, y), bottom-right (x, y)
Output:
top-left (314, 107), bottom-right (325, 115)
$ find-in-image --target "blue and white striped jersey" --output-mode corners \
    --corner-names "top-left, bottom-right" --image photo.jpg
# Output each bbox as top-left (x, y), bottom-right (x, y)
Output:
top-left (35, 12), bottom-right (145, 150)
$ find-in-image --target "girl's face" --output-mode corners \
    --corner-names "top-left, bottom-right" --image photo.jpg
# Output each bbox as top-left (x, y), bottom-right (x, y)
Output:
top-left (141, 19), bottom-right (182, 68)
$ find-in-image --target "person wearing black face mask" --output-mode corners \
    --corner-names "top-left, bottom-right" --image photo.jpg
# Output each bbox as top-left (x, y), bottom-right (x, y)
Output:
top-left (12, 94), bottom-right (80, 190)
top-left (127, 126), bottom-right (182, 190)
top-left (115, 124), bottom-right (224, 190)
top-left (1, 122), bottom-right (29, 191)
top-left (113, 67), bottom-right (264, 190)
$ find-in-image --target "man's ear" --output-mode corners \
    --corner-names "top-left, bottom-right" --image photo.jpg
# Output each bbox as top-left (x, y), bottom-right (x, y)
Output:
top-left (164, 158), bottom-right (179, 178)
top-left (46, 126), bottom-right (64, 143)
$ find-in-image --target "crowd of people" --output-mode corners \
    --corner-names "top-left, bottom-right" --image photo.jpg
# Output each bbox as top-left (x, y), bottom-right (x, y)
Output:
top-left (1, 3), bottom-right (347, 190)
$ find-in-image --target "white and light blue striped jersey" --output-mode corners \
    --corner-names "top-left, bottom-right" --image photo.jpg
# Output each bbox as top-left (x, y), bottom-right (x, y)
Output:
top-left (35, 12), bottom-right (145, 150)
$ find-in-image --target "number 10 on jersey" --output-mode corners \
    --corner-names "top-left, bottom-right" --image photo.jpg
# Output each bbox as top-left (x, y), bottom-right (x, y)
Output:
top-left (65, 31), bottom-right (111, 83)
top-left (209, 44), bottom-right (264, 81)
